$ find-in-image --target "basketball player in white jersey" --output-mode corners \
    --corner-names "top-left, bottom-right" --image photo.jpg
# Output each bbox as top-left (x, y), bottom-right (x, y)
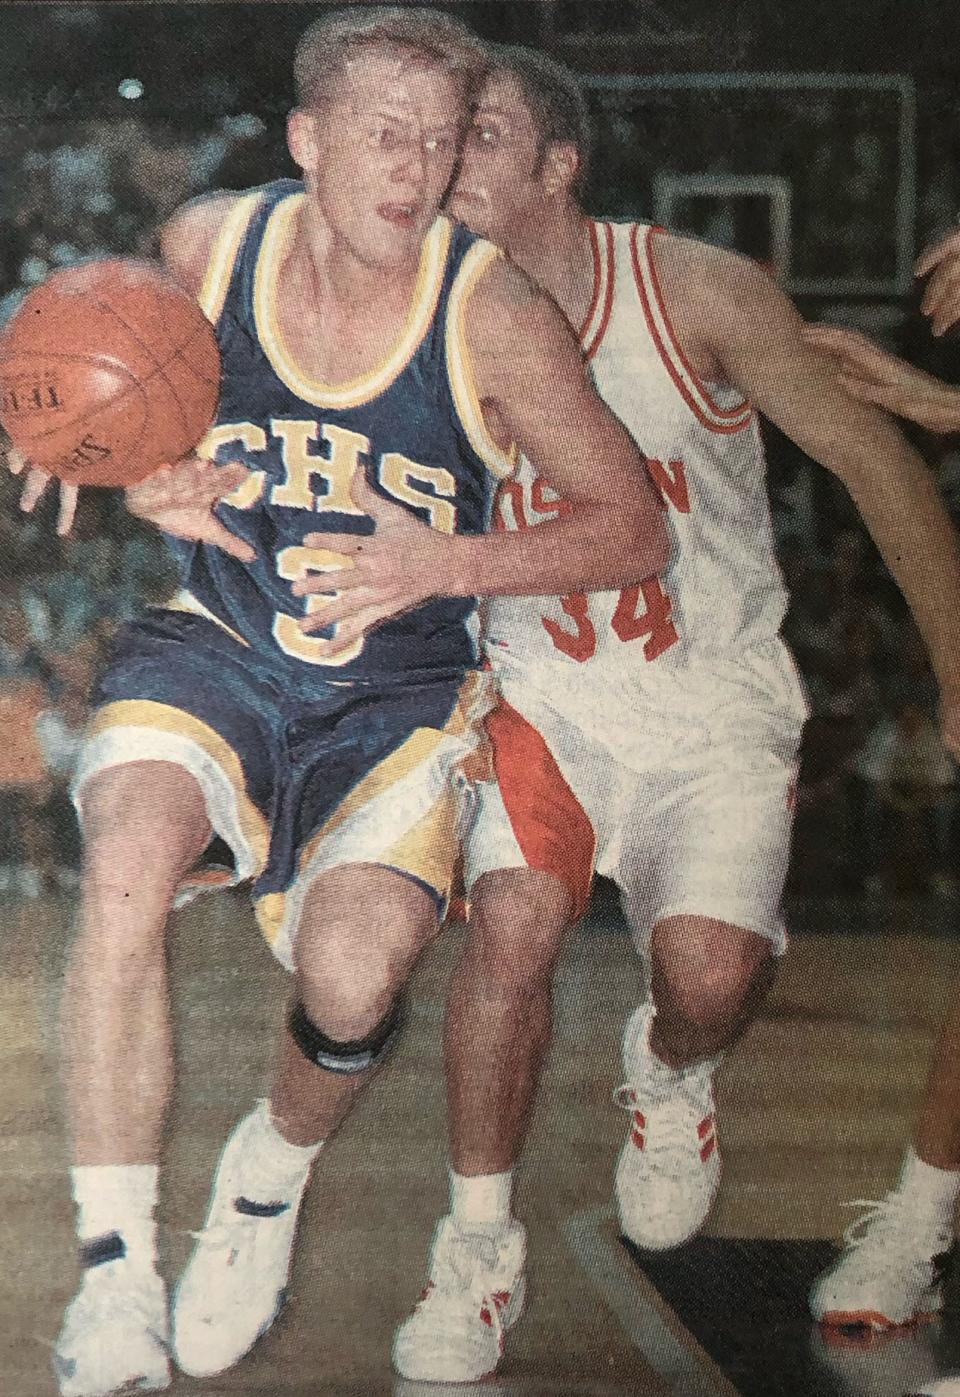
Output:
top-left (317, 47), bottom-right (960, 1383)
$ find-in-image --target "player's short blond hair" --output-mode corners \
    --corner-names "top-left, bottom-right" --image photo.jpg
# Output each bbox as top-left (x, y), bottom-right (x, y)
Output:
top-left (294, 6), bottom-right (490, 111)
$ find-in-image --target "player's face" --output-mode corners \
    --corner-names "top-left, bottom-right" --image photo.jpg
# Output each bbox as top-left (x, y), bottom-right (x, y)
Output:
top-left (449, 73), bottom-right (548, 247)
top-left (291, 48), bottom-right (466, 270)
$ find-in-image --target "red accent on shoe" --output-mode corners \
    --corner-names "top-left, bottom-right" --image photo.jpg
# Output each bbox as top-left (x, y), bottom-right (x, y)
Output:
top-left (479, 1291), bottom-right (511, 1329)
top-left (697, 1116), bottom-right (715, 1140)
top-left (631, 1128), bottom-right (645, 1149)
top-left (700, 1135), bottom-right (717, 1163)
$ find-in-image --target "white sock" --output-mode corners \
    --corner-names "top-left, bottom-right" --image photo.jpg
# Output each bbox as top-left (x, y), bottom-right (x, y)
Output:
top-left (71, 1163), bottom-right (159, 1273)
top-left (897, 1147), bottom-right (960, 1229)
top-left (639, 1007), bottom-right (718, 1102)
top-left (242, 1100), bottom-right (324, 1199)
top-left (449, 1169), bottom-right (513, 1234)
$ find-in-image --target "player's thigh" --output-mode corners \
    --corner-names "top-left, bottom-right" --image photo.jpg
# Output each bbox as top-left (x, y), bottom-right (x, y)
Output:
top-left (616, 745), bottom-right (797, 958)
top-left (78, 612), bottom-right (280, 884)
top-left (79, 760), bottom-right (212, 891)
top-left (259, 673), bottom-right (487, 973)
top-left (464, 696), bottom-right (618, 925)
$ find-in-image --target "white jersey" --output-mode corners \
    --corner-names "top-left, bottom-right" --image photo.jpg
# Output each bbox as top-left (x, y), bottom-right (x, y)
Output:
top-left (485, 220), bottom-right (795, 714)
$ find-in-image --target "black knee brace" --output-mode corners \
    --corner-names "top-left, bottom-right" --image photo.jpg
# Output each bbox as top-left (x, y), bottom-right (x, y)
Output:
top-left (288, 996), bottom-right (405, 1075)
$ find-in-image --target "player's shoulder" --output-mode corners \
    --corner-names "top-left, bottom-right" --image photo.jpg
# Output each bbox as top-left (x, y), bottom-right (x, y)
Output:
top-left (160, 189), bottom-right (260, 296)
top-left (659, 229), bottom-right (779, 305)
top-left (463, 243), bottom-right (574, 356)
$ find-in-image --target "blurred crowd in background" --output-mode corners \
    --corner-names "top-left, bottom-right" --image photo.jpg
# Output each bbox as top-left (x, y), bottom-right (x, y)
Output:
top-left (1, 1), bottom-right (959, 904)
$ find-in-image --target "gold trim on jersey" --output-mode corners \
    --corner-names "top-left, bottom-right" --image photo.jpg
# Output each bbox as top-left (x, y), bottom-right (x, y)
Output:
top-left (197, 191), bottom-right (265, 326)
top-left (445, 241), bottom-right (518, 480)
top-left (253, 195), bottom-right (452, 409)
top-left (87, 699), bottom-right (270, 869)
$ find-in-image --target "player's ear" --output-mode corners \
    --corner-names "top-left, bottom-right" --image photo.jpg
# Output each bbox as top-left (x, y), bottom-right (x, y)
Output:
top-left (287, 108), bottom-right (320, 176)
top-left (542, 141), bottom-right (580, 197)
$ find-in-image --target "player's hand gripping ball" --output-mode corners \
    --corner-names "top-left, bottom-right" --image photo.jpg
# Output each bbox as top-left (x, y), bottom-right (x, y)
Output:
top-left (0, 259), bottom-right (221, 486)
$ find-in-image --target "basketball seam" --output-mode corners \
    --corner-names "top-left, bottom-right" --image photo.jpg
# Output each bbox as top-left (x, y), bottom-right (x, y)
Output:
top-left (5, 301), bottom-right (217, 473)
top-left (95, 298), bottom-right (193, 449)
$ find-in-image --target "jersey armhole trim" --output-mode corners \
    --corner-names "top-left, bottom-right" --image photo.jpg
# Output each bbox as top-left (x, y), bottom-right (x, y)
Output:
top-left (446, 241), bottom-right (518, 481)
top-left (580, 221), bottom-right (615, 361)
top-left (197, 191), bottom-right (265, 326)
top-left (632, 224), bottom-right (754, 435)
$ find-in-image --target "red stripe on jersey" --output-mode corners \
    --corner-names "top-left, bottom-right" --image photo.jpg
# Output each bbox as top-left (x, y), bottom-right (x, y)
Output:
top-left (486, 700), bottom-right (596, 920)
top-left (631, 226), bottom-right (753, 435)
top-left (577, 220), bottom-right (603, 347)
top-left (582, 223), bottom-right (615, 361)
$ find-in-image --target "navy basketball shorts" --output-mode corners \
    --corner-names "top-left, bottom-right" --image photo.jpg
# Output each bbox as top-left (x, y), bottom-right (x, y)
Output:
top-left (72, 610), bottom-right (492, 970)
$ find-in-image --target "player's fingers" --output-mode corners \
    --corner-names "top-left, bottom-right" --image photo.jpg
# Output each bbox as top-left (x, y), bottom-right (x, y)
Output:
top-left (835, 373), bottom-right (903, 412)
top-left (200, 518), bottom-right (257, 563)
top-left (55, 484), bottom-right (80, 537)
top-left (210, 461), bottom-right (252, 500)
top-left (802, 324), bottom-right (876, 356)
top-left (916, 227), bottom-right (960, 278)
top-left (292, 565), bottom-right (364, 597)
top-left (300, 610), bottom-right (381, 653)
top-left (19, 467), bottom-right (53, 513)
top-left (299, 590), bottom-right (377, 632)
top-left (302, 531), bottom-right (372, 556)
top-left (920, 258), bottom-right (960, 329)
top-left (6, 446), bottom-right (27, 476)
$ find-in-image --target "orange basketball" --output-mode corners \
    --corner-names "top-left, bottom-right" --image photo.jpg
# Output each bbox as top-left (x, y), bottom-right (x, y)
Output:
top-left (0, 259), bottom-right (221, 486)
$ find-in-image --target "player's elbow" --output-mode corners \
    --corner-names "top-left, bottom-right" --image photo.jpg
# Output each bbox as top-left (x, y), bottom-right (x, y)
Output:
top-left (620, 496), bottom-right (672, 578)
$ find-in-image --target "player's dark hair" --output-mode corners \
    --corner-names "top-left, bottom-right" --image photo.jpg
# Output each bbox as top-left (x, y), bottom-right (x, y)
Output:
top-left (294, 6), bottom-right (490, 111)
top-left (489, 44), bottom-right (592, 196)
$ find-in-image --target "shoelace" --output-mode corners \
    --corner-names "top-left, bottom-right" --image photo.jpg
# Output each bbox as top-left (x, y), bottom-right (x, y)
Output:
top-left (613, 1085), bottom-right (706, 1155)
top-left (839, 1196), bottom-right (945, 1269)
top-left (420, 1232), bottom-right (510, 1349)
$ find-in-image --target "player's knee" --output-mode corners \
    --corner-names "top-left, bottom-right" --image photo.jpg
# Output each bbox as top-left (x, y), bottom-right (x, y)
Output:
top-left (469, 871), bottom-right (573, 991)
top-left (651, 916), bottom-right (773, 1033)
top-left (294, 916), bottom-right (430, 1037)
top-left (287, 995), bottom-right (405, 1076)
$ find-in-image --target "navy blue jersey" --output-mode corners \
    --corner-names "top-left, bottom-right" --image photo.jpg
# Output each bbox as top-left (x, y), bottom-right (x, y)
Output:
top-left (166, 179), bottom-right (515, 691)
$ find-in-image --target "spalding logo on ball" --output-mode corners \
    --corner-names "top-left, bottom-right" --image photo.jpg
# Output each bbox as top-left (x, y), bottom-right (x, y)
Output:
top-left (0, 259), bottom-right (222, 487)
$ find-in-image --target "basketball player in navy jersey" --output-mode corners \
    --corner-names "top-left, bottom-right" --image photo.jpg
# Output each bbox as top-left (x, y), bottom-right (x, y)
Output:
top-left (42, 12), bottom-right (670, 1396)
top-left (284, 48), bottom-right (960, 1383)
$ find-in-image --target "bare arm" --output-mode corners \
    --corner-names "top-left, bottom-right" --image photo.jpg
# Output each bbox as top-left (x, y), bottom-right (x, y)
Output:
top-left (672, 239), bottom-right (960, 750)
top-left (294, 257), bottom-right (670, 657)
top-left (453, 256), bottom-right (669, 595)
top-left (802, 324), bottom-right (960, 435)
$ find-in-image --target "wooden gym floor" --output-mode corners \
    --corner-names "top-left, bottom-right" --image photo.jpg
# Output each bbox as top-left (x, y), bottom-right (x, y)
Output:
top-left (1, 886), bottom-right (957, 1396)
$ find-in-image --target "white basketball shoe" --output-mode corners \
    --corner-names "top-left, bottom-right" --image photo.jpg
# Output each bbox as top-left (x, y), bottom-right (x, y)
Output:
top-left (809, 1191), bottom-right (954, 1329)
top-left (172, 1108), bottom-right (311, 1377)
top-left (614, 1002), bottom-right (721, 1250)
top-left (392, 1217), bottom-right (527, 1382)
top-left (54, 1259), bottom-right (171, 1397)
top-left (908, 1380), bottom-right (960, 1396)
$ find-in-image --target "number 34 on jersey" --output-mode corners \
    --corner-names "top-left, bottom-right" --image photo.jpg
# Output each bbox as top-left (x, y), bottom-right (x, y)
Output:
top-left (494, 457), bottom-right (687, 665)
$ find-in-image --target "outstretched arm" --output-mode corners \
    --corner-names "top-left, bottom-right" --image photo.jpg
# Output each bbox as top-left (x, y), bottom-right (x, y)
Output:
top-left (683, 241), bottom-right (960, 756)
top-left (802, 324), bottom-right (960, 435)
top-left (917, 227), bottom-right (960, 337)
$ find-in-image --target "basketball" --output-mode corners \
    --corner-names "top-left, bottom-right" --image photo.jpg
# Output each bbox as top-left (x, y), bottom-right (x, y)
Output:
top-left (0, 259), bottom-right (221, 487)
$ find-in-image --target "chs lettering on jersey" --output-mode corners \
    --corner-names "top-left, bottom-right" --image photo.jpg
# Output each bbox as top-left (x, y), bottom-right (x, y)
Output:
top-left (166, 179), bottom-right (515, 689)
